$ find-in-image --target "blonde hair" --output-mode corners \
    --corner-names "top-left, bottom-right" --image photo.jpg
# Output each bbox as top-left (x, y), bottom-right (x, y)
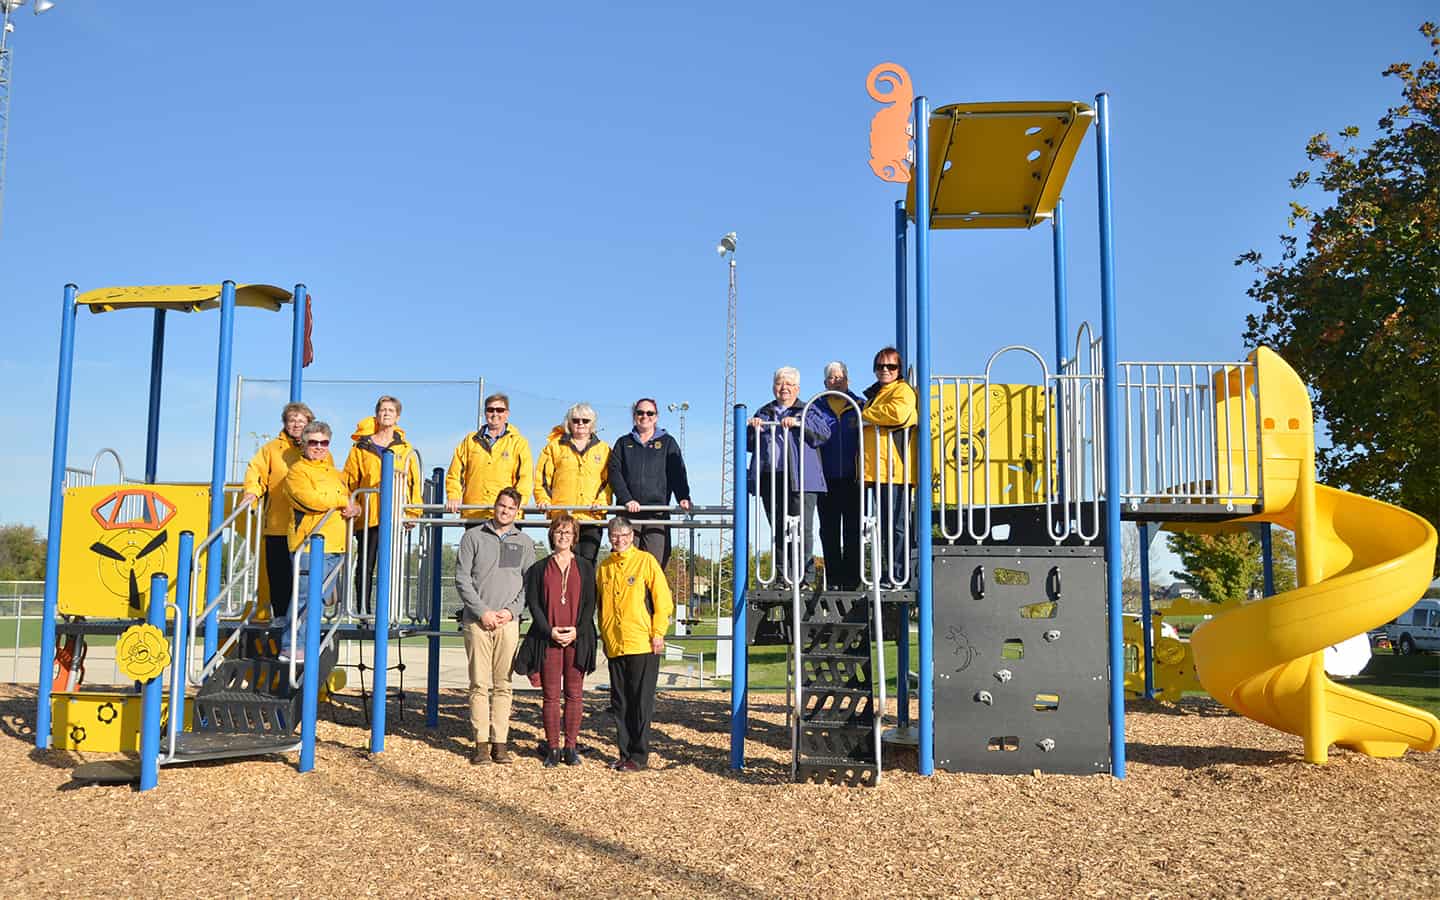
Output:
top-left (563, 402), bottom-right (599, 437)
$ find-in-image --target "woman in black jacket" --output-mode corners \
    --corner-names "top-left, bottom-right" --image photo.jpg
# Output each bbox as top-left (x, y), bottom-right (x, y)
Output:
top-left (515, 513), bottom-right (597, 767)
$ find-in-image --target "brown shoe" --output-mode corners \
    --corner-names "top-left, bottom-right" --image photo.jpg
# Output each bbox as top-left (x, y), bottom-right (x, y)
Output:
top-left (491, 743), bottom-right (513, 764)
top-left (471, 742), bottom-right (491, 765)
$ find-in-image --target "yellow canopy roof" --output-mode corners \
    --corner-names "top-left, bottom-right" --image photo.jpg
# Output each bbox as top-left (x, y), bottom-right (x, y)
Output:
top-left (906, 101), bottom-right (1094, 230)
top-left (76, 283), bottom-right (293, 314)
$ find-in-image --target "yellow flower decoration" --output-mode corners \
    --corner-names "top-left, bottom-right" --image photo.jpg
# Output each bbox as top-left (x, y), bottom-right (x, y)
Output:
top-left (115, 624), bottom-right (171, 682)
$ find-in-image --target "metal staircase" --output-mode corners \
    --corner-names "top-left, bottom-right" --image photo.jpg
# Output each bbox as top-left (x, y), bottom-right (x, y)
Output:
top-left (793, 590), bottom-right (881, 785)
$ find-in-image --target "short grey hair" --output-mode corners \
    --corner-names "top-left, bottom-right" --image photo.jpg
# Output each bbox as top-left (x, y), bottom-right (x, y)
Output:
top-left (301, 420), bottom-right (332, 441)
top-left (563, 402), bottom-right (598, 437)
top-left (772, 366), bottom-right (800, 386)
top-left (607, 516), bottom-right (634, 536)
top-left (824, 361), bottom-right (848, 380)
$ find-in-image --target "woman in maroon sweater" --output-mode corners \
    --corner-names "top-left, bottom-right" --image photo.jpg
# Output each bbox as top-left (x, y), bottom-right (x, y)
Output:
top-left (519, 513), bottom-right (598, 767)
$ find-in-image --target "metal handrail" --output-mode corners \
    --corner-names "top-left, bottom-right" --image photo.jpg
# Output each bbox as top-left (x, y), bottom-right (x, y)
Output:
top-left (185, 493), bottom-right (263, 685)
top-left (285, 507), bottom-right (350, 690)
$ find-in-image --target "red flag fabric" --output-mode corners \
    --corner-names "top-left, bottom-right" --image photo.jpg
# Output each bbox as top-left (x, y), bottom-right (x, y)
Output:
top-left (302, 292), bottom-right (314, 368)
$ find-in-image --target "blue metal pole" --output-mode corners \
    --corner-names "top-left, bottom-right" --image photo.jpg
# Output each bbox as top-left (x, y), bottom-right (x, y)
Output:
top-left (1260, 524), bottom-right (1276, 596)
top-left (1138, 521), bottom-right (1155, 700)
top-left (912, 94), bottom-right (935, 777)
top-left (426, 466), bottom-right (444, 728)
top-left (1052, 199), bottom-right (1070, 374)
top-left (299, 534), bottom-right (324, 772)
top-left (289, 283), bottom-right (307, 403)
top-left (1095, 92), bottom-right (1127, 779)
top-left (139, 572), bottom-right (168, 792)
top-left (144, 309), bottom-right (167, 483)
top-left (204, 281), bottom-right (237, 665)
top-left (36, 284), bottom-right (78, 750)
top-left (894, 200), bottom-right (909, 363)
top-left (371, 450), bottom-right (395, 753)
top-left (169, 531), bottom-right (194, 757)
top-left (728, 403), bottom-right (749, 770)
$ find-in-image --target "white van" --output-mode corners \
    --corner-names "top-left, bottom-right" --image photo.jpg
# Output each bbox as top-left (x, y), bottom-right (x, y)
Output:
top-left (1384, 599), bottom-right (1440, 655)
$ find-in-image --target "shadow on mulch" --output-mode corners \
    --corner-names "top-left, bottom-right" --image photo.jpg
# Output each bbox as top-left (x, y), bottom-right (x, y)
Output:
top-left (1127, 741), bottom-right (1295, 768)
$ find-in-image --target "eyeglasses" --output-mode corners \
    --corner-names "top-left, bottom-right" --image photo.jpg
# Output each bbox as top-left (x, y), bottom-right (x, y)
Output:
top-left (306, 439), bottom-right (330, 447)
top-left (485, 406), bottom-right (508, 414)
top-left (875, 362), bottom-right (900, 372)
top-left (571, 418), bottom-right (592, 425)
top-left (634, 409), bottom-right (656, 417)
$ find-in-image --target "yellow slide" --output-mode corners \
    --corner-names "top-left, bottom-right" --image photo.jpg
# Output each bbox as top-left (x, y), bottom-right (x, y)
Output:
top-left (1190, 348), bottom-right (1439, 762)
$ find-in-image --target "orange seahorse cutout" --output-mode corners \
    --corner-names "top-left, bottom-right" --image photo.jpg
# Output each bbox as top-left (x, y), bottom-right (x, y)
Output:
top-left (867, 62), bottom-right (914, 183)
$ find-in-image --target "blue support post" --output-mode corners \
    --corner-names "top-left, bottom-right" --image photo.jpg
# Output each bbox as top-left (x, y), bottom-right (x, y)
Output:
top-left (139, 573), bottom-right (168, 792)
top-left (169, 531), bottom-right (194, 759)
top-left (912, 94), bottom-right (935, 776)
top-left (144, 309), bottom-right (167, 483)
top-left (728, 403), bottom-right (749, 770)
top-left (299, 534), bottom-right (324, 772)
top-left (1095, 92), bottom-right (1127, 778)
top-left (1138, 522), bottom-right (1155, 699)
top-left (289, 283), bottom-right (307, 402)
top-left (1260, 524), bottom-right (1275, 596)
top-left (426, 466), bottom-right (444, 728)
top-left (36, 284), bottom-right (78, 749)
top-left (371, 450), bottom-right (395, 753)
top-left (894, 200), bottom-right (909, 364)
top-left (203, 281), bottom-right (237, 665)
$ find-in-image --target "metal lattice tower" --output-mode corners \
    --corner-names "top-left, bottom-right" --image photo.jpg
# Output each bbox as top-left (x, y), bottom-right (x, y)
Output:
top-left (716, 232), bottom-right (737, 606)
top-left (0, 5), bottom-right (15, 236)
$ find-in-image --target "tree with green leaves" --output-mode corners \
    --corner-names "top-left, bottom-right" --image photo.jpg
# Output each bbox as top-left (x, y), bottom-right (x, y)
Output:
top-left (1167, 525), bottom-right (1298, 603)
top-left (0, 525), bottom-right (46, 581)
top-left (1239, 23), bottom-right (1439, 557)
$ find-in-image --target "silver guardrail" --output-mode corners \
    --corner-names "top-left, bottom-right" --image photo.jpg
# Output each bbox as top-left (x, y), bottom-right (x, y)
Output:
top-left (184, 492), bottom-right (265, 685)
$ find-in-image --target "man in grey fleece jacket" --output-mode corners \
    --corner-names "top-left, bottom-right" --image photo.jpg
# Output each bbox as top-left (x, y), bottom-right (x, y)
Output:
top-left (455, 487), bottom-right (535, 764)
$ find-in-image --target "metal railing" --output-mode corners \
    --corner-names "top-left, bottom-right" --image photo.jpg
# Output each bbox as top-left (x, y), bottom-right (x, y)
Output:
top-left (63, 447), bottom-right (131, 489)
top-left (185, 492), bottom-right (264, 685)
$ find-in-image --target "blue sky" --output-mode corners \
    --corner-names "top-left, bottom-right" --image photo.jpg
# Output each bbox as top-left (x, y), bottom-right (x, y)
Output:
top-left (1, 1), bottom-right (1431, 567)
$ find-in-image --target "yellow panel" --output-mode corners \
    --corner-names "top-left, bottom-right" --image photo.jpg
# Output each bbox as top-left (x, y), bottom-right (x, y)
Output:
top-left (49, 691), bottom-right (192, 752)
top-left (58, 484), bottom-right (211, 618)
top-left (76, 283), bottom-right (292, 314)
top-left (906, 101), bottom-right (1094, 230)
top-left (1211, 363), bottom-right (1262, 506)
top-left (929, 381), bottom-right (1051, 506)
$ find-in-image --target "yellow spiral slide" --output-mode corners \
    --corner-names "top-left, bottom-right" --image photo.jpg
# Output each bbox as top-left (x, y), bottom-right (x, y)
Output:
top-left (1190, 348), bottom-right (1439, 763)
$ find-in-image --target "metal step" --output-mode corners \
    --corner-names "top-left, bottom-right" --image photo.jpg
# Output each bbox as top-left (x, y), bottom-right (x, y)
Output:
top-left (162, 731), bottom-right (301, 764)
top-left (796, 759), bottom-right (876, 786)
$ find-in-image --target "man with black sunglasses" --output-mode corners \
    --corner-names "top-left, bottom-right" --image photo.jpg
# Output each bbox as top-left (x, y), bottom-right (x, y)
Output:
top-left (861, 347), bottom-right (917, 589)
top-left (445, 392), bottom-right (534, 523)
top-left (608, 398), bottom-right (692, 568)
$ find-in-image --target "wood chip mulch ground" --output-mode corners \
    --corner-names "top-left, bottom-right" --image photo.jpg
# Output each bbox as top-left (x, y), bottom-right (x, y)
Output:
top-left (0, 684), bottom-right (1436, 898)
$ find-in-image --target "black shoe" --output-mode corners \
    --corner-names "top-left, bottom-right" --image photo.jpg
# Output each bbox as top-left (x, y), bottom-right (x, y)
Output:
top-left (563, 747), bottom-right (581, 767)
top-left (543, 748), bottom-right (562, 768)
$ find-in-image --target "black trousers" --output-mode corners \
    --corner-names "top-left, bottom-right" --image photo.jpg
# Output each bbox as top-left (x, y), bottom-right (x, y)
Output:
top-left (353, 524), bottom-right (382, 615)
top-left (608, 652), bottom-right (660, 765)
top-left (576, 523), bottom-right (603, 569)
top-left (637, 517), bottom-right (671, 569)
top-left (263, 535), bottom-right (294, 619)
top-left (817, 477), bottom-right (861, 589)
top-left (759, 476), bottom-right (817, 584)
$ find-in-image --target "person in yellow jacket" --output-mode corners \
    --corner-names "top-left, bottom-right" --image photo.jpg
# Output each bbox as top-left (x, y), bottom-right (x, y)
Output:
top-left (342, 395), bottom-right (423, 615)
top-left (534, 402), bottom-right (612, 567)
top-left (595, 516), bottom-right (673, 771)
top-left (242, 401), bottom-right (333, 620)
top-left (445, 392), bottom-right (533, 521)
top-left (861, 346), bottom-right (917, 589)
top-left (282, 421), bottom-right (360, 662)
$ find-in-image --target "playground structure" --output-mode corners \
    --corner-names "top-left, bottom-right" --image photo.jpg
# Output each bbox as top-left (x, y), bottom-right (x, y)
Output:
top-left (721, 72), bottom-right (1438, 782)
top-left (32, 74), bottom-right (1438, 791)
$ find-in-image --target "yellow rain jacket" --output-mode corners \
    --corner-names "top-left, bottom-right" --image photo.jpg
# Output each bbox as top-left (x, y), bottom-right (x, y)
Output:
top-left (243, 434), bottom-right (334, 536)
top-left (285, 456), bottom-right (352, 552)
top-left (445, 426), bottom-right (533, 520)
top-left (596, 547), bottom-right (674, 657)
top-left (862, 380), bottom-right (918, 485)
top-left (534, 426), bottom-right (612, 521)
top-left (342, 417), bottom-right (423, 527)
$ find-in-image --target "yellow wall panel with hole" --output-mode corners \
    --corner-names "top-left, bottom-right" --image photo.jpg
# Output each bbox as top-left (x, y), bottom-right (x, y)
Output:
top-left (929, 382), bottom-right (1051, 507)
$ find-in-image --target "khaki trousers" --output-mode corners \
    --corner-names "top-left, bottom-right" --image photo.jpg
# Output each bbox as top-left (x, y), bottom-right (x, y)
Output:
top-left (462, 617), bottom-right (520, 744)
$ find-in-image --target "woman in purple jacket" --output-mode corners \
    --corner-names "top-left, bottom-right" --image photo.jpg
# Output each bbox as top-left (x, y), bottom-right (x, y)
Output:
top-left (747, 366), bottom-right (831, 587)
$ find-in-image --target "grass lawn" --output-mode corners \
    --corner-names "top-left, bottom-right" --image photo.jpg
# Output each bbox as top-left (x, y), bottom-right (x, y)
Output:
top-left (677, 617), bottom-right (915, 693)
top-left (1345, 651), bottom-right (1440, 718)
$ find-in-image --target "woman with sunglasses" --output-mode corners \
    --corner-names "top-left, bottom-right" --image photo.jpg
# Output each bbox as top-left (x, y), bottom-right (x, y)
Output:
top-left (342, 395), bottom-right (422, 616)
top-left (608, 398), bottom-right (692, 568)
top-left (861, 347), bottom-right (917, 589)
top-left (534, 402), bottom-right (612, 566)
top-left (282, 421), bottom-right (361, 662)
